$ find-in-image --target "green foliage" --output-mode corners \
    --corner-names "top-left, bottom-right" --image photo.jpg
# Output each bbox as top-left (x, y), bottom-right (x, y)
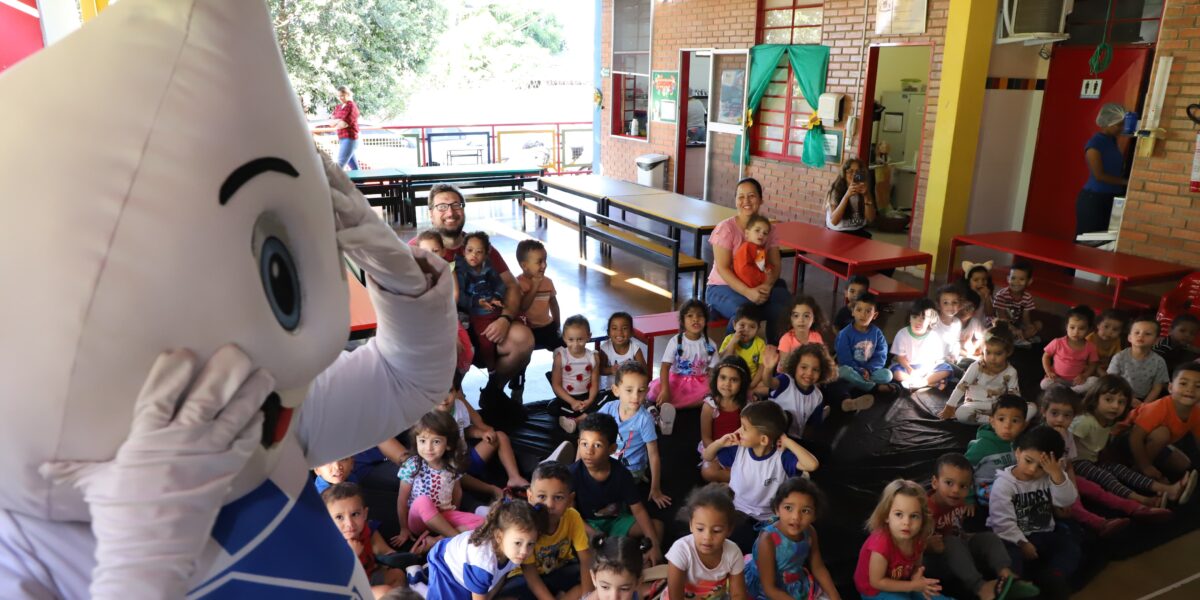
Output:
top-left (426, 0), bottom-right (567, 89)
top-left (485, 2), bottom-right (566, 54)
top-left (269, 0), bottom-right (447, 119)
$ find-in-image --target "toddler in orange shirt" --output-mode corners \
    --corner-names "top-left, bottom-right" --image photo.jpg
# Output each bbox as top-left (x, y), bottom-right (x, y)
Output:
top-left (732, 214), bottom-right (773, 289)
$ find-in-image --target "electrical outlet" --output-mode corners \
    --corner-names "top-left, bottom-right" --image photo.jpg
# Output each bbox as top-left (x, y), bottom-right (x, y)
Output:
top-left (1080, 79), bottom-right (1102, 99)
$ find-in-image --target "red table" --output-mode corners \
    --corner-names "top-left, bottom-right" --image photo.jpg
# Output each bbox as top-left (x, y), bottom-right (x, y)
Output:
top-left (947, 231), bottom-right (1192, 309)
top-left (347, 274), bottom-right (377, 339)
top-left (772, 221), bottom-right (932, 309)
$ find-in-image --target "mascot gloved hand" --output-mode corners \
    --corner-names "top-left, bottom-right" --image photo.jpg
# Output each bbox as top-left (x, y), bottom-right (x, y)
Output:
top-left (322, 150), bottom-right (445, 294)
top-left (41, 347), bottom-right (272, 599)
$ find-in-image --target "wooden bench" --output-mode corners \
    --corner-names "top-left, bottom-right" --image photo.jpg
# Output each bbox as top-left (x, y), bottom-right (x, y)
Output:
top-left (987, 267), bottom-right (1159, 312)
top-left (633, 311), bottom-right (730, 361)
top-left (520, 190), bottom-right (708, 304)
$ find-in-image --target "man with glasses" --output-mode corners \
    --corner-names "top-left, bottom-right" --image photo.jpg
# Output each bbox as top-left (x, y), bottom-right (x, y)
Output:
top-left (410, 183), bottom-right (534, 415)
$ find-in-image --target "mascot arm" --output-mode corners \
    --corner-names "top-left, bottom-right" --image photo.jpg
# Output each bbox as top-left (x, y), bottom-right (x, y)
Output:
top-left (300, 270), bottom-right (455, 467)
top-left (298, 153), bottom-right (456, 467)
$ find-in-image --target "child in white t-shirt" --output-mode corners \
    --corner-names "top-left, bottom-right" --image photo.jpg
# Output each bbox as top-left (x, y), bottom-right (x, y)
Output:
top-left (891, 298), bottom-right (954, 391)
top-left (598, 311), bottom-right (648, 400)
top-left (929, 285), bottom-right (964, 364)
top-left (944, 329), bottom-right (1034, 424)
top-left (665, 484), bottom-right (747, 600)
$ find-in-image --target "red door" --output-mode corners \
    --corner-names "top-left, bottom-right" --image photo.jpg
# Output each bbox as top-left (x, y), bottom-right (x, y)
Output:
top-left (1022, 46), bottom-right (1150, 240)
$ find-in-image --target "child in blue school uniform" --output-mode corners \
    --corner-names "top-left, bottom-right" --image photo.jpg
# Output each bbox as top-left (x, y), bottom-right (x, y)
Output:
top-left (425, 499), bottom-right (548, 600)
top-left (835, 291), bottom-right (895, 394)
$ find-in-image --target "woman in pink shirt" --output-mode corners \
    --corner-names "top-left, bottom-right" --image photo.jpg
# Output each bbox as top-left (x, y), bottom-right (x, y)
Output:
top-left (705, 177), bottom-right (791, 342)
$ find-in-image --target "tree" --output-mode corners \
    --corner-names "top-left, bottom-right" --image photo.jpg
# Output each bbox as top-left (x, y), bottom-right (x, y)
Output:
top-left (422, 0), bottom-right (567, 90)
top-left (270, 0), bottom-right (446, 119)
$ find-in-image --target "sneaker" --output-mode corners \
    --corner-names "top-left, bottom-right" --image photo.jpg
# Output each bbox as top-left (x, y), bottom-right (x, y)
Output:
top-left (841, 394), bottom-right (875, 412)
top-left (545, 440), bottom-right (576, 465)
top-left (1013, 338), bottom-right (1032, 349)
top-left (657, 403), bottom-right (677, 435)
top-left (558, 416), bottom-right (577, 434)
top-left (1097, 517), bottom-right (1130, 538)
top-left (1130, 505), bottom-right (1172, 524)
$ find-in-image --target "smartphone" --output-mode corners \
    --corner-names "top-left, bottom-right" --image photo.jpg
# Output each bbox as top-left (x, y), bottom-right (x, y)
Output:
top-left (853, 171), bottom-right (864, 184)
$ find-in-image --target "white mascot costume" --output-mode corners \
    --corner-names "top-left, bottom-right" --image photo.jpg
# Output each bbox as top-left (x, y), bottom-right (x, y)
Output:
top-left (0, 0), bottom-right (455, 597)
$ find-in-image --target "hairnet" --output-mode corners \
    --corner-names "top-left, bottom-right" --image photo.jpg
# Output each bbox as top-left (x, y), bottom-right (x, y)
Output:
top-left (1096, 103), bottom-right (1127, 127)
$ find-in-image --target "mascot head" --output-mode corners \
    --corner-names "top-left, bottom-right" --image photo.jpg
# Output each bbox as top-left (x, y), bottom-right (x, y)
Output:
top-left (0, 0), bottom-right (348, 521)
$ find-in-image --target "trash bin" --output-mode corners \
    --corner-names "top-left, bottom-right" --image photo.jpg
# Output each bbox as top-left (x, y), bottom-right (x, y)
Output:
top-left (635, 153), bottom-right (670, 189)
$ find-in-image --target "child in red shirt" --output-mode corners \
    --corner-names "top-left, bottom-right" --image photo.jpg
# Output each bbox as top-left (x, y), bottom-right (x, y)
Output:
top-left (322, 482), bottom-right (405, 595)
top-left (854, 479), bottom-right (948, 600)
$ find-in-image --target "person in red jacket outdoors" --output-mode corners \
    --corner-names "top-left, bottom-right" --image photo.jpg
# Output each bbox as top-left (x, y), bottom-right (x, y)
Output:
top-left (332, 85), bottom-right (361, 169)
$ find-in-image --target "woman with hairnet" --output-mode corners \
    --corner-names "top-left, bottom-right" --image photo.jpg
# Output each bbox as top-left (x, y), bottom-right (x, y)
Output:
top-left (1076, 102), bottom-right (1130, 235)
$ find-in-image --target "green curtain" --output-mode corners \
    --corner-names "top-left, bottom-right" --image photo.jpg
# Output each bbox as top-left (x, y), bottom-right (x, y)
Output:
top-left (736, 44), bottom-right (830, 168)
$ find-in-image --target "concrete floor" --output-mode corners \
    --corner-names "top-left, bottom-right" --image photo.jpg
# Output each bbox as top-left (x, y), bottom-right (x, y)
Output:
top-left (396, 200), bottom-right (1200, 598)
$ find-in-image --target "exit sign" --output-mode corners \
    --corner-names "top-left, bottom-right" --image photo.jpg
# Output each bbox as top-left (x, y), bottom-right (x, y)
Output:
top-left (1081, 79), bottom-right (1102, 99)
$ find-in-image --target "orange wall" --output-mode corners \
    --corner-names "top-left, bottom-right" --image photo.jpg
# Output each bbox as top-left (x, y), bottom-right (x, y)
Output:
top-left (1120, 2), bottom-right (1200, 267)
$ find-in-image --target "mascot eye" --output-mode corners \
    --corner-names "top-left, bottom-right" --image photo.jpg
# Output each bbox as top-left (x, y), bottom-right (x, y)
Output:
top-left (260, 236), bottom-right (300, 331)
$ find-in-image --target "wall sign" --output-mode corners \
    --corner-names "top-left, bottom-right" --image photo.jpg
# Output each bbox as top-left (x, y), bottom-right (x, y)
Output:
top-left (650, 70), bottom-right (679, 124)
top-left (876, 0), bottom-right (927, 35)
top-left (823, 129), bottom-right (844, 164)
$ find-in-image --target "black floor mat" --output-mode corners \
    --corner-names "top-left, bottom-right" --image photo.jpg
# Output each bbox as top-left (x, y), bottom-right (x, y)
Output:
top-left (363, 375), bottom-right (1200, 599)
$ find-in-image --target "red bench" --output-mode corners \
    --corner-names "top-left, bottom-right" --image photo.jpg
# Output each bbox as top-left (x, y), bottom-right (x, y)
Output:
top-left (633, 311), bottom-right (729, 361)
top-left (987, 267), bottom-right (1159, 312)
top-left (804, 257), bottom-right (924, 305)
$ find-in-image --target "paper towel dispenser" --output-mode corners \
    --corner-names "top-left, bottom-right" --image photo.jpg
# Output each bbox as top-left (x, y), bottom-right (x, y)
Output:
top-left (818, 93), bottom-right (844, 127)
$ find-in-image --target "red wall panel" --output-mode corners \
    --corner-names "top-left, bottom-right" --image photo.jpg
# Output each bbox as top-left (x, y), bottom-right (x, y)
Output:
top-left (1, 1), bottom-right (43, 73)
top-left (1022, 46), bottom-right (1150, 240)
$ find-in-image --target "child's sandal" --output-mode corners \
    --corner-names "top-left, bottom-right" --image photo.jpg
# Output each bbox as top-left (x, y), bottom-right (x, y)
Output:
top-left (995, 574), bottom-right (1015, 600)
top-left (1180, 469), bottom-right (1198, 504)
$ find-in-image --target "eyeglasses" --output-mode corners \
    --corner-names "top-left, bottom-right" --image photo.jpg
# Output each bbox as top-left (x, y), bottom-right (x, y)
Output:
top-left (432, 202), bottom-right (465, 213)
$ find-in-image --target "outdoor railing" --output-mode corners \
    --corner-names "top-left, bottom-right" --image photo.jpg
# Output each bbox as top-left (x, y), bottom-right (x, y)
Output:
top-left (311, 121), bottom-right (593, 174)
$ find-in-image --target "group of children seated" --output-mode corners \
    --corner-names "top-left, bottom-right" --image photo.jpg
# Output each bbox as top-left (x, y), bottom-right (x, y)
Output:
top-left (315, 233), bottom-right (1200, 599)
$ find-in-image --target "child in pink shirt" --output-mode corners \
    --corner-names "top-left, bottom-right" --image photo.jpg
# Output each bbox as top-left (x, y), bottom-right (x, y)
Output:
top-left (777, 295), bottom-right (829, 357)
top-left (1041, 305), bottom-right (1100, 394)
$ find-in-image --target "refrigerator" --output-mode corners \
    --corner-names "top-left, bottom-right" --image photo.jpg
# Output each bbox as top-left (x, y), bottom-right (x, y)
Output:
top-left (878, 91), bottom-right (925, 167)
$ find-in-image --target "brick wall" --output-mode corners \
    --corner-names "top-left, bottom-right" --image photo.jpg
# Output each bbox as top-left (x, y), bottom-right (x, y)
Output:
top-left (1118, 2), bottom-right (1200, 267)
top-left (598, 0), bottom-right (950, 248)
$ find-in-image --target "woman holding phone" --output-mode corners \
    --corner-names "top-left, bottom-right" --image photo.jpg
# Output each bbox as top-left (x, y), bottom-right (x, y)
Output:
top-left (826, 158), bottom-right (876, 238)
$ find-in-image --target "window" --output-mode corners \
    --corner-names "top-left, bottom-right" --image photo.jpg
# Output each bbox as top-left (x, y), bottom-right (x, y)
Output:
top-left (1063, 0), bottom-right (1162, 46)
top-left (751, 57), bottom-right (813, 159)
top-left (760, 1), bottom-right (823, 45)
top-left (753, 1), bottom-right (822, 160)
top-left (612, 0), bottom-right (651, 139)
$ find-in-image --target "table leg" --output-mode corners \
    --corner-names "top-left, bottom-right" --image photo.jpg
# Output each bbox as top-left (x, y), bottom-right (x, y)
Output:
top-left (946, 239), bottom-right (961, 284)
top-left (791, 257), bottom-right (800, 294)
top-left (1113, 279), bottom-right (1123, 309)
top-left (922, 257), bottom-right (931, 296)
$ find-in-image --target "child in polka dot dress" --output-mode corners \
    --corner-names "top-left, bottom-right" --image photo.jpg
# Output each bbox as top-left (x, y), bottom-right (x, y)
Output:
top-left (394, 412), bottom-right (484, 550)
top-left (549, 315), bottom-right (602, 433)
